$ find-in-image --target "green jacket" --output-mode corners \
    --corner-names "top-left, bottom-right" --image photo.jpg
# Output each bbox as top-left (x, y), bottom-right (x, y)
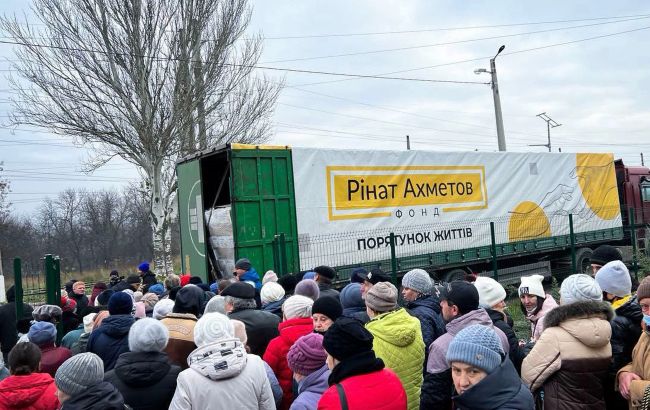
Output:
top-left (366, 307), bottom-right (425, 410)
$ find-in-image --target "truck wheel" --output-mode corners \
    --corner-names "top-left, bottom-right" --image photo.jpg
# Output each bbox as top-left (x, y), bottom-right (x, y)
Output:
top-left (574, 248), bottom-right (594, 275)
top-left (443, 268), bottom-right (471, 283)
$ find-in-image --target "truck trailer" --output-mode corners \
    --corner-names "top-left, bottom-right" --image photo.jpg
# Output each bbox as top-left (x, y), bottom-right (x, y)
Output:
top-left (176, 144), bottom-right (650, 284)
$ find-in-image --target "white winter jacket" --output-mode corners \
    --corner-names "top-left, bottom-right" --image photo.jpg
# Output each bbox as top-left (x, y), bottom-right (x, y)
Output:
top-left (169, 337), bottom-right (275, 410)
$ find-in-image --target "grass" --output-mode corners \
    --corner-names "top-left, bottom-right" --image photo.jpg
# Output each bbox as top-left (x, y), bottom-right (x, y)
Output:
top-left (504, 277), bottom-right (560, 341)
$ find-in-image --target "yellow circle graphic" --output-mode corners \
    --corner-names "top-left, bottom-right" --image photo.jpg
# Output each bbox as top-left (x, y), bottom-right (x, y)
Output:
top-left (508, 201), bottom-right (551, 241)
top-left (575, 153), bottom-right (620, 220)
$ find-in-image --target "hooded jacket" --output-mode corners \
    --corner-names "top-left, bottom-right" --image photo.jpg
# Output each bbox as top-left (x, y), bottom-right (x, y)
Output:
top-left (452, 357), bottom-right (534, 410)
top-left (522, 300), bottom-right (613, 410)
top-left (104, 351), bottom-right (181, 410)
top-left (421, 308), bottom-right (510, 409)
top-left (87, 314), bottom-right (135, 371)
top-left (616, 330), bottom-right (650, 409)
top-left (263, 316), bottom-right (314, 410)
top-left (405, 295), bottom-right (446, 360)
top-left (0, 372), bottom-right (59, 410)
top-left (240, 268), bottom-right (262, 290)
top-left (290, 364), bottom-right (330, 410)
top-left (525, 294), bottom-right (558, 342)
top-left (38, 343), bottom-right (72, 377)
top-left (168, 338), bottom-right (274, 410)
top-left (160, 313), bottom-right (197, 370)
top-left (366, 307), bottom-right (425, 410)
top-left (262, 297), bottom-right (285, 319)
top-left (60, 381), bottom-right (125, 410)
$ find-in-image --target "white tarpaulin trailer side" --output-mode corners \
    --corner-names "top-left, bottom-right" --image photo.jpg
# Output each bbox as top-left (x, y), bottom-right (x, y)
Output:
top-left (291, 148), bottom-right (622, 270)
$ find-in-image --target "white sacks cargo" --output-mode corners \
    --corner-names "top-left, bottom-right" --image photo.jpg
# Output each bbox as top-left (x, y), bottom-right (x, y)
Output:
top-left (205, 205), bottom-right (235, 278)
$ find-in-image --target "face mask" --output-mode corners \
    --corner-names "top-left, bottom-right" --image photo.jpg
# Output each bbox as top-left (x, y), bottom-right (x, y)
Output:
top-left (525, 305), bottom-right (538, 315)
top-left (643, 315), bottom-right (650, 328)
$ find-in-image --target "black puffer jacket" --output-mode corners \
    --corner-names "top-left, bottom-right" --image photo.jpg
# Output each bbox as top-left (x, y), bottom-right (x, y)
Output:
top-left (87, 314), bottom-right (135, 371)
top-left (486, 308), bottom-right (526, 374)
top-left (60, 381), bottom-right (125, 410)
top-left (140, 272), bottom-right (157, 294)
top-left (405, 295), bottom-right (445, 360)
top-left (104, 351), bottom-right (180, 410)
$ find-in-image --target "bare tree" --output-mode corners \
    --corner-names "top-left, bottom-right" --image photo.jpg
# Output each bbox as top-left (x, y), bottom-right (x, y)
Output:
top-left (0, 162), bottom-right (9, 223)
top-left (1, 0), bottom-right (282, 273)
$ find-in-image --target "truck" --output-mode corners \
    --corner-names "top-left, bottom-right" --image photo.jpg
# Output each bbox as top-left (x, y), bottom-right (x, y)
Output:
top-left (176, 144), bottom-right (650, 285)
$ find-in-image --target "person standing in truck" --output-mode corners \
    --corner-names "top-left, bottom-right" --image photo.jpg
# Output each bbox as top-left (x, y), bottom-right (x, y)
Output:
top-left (518, 274), bottom-right (558, 343)
top-left (233, 258), bottom-right (262, 290)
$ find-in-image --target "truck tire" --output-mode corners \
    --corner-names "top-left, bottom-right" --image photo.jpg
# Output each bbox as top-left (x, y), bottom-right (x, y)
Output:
top-left (443, 268), bottom-right (471, 283)
top-left (574, 248), bottom-right (594, 275)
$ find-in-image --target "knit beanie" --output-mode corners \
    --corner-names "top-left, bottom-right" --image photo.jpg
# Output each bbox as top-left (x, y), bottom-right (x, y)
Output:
top-left (519, 275), bottom-right (545, 298)
top-left (133, 291), bottom-right (143, 303)
top-left (83, 313), bottom-right (97, 333)
top-left (278, 274), bottom-right (298, 295)
top-left (283, 295), bottom-right (314, 319)
top-left (560, 274), bottom-right (602, 305)
top-left (287, 333), bottom-right (327, 376)
top-left (474, 276), bottom-right (507, 309)
top-left (312, 296), bottom-right (343, 321)
top-left (231, 319), bottom-right (248, 345)
top-left (365, 282), bottom-right (398, 313)
top-left (350, 267), bottom-right (367, 284)
top-left (401, 269), bottom-right (432, 295)
top-left (295, 279), bottom-right (320, 301)
top-left (141, 293), bottom-right (159, 309)
top-left (446, 324), bottom-right (504, 374)
top-left (96, 289), bottom-right (115, 306)
top-left (153, 298), bottom-right (175, 320)
top-left (138, 262), bottom-right (150, 272)
top-left (108, 291), bottom-right (134, 315)
top-left (638, 276), bottom-right (650, 301)
top-left (261, 282), bottom-right (286, 304)
top-left (323, 317), bottom-right (374, 361)
top-left (595, 260), bottom-right (632, 298)
top-left (180, 274), bottom-right (191, 287)
top-left (204, 295), bottom-right (227, 314)
top-left (591, 245), bottom-right (622, 266)
top-left (128, 318), bottom-right (169, 352)
top-left (28, 321), bottom-right (57, 346)
top-left (148, 284), bottom-right (165, 296)
top-left (55, 353), bottom-right (104, 396)
top-left (194, 312), bottom-right (234, 347)
top-left (340, 283), bottom-right (365, 311)
top-left (235, 258), bottom-right (252, 271)
top-left (263, 270), bottom-right (279, 284)
top-left (302, 272), bottom-right (316, 280)
top-left (314, 266), bottom-right (337, 280)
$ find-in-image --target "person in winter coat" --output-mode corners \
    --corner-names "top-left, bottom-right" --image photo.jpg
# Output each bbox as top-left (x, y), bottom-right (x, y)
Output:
top-left (594, 260), bottom-right (642, 408)
top-left (318, 317), bottom-right (407, 410)
top-left (339, 282), bottom-right (370, 323)
top-left (160, 284), bottom-right (203, 369)
top-left (89, 282), bottom-right (107, 307)
top-left (69, 281), bottom-right (89, 313)
top-left (313, 266), bottom-right (340, 300)
top-left (63, 311), bottom-right (96, 349)
top-left (233, 258), bottom-right (262, 290)
top-left (474, 276), bottom-right (526, 373)
top-left (519, 274), bottom-right (559, 342)
top-left (312, 296), bottom-right (343, 334)
top-left (224, 282), bottom-right (280, 356)
top-left (522, 274), bottom-right (613, 410)
top-left (169, 312), bottom-right (275, 410)
top-left (0, 285), bottom-right (33, 362)
top-left (446, 325), bottom-right (534, 410)
top-left (27, 321), bottom-right (72, 377)
top-left (617, 276), bottom-right (650, 409)
top-left (54, 353), bottom-right (125, 409)
top-left (264, 295), bottom-right (315, 410)
top-left (104, 318), bottom-right (181, 410)
top-left (0, 342), bottom-right (59, 410)
top-left (364, 282), bottom-right (424, 410)
top-left (261, 281), bottom-right (286, 319)
top-left (137, 262), bottom-right (157, 294)
top-left (422, 280), bottom-right (510, 409)
top-left (288, 333), bottom-right (330, 410)
top-left (401, 269), bottom-right (445, 365)
top-left (87, 292), bottom-right (135, 371)
top-left (590, 244), bottom-right (623, 275)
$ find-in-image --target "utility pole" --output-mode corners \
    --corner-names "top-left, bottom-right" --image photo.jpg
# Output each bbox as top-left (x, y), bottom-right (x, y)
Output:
top-left (642, 153), bottom-right (645, 166)
top-left (406, 135), bottom-right (410, 150)
top-left (474, 45), bottom-right (507, 151)
top-left (530, 112), bottom-right (561, 152)
top-left (191, 20), bottom-right (207, 150)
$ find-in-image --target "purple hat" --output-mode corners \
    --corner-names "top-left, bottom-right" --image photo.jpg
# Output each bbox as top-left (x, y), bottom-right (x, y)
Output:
top-left (287, 333), bottom-right (327, 376)
top-left (294, 279), bottom-right (320, 301)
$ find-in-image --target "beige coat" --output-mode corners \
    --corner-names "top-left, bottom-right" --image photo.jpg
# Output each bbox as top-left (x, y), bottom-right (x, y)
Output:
top-left (617, 331), bottom-right (650, 409)
top-left (522, 300), bottom-right (613, 410)
top-left (161, 313), bottom-right (197, 370)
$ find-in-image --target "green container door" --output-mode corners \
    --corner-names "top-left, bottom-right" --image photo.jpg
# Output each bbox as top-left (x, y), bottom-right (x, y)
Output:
top-left (230, 146), bottom-right (300, 275)
top-left (177, 159), bottom-right (209, 281)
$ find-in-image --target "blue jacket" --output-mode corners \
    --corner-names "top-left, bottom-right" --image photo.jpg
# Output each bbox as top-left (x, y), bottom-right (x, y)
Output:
top-left (263, 298), bottom-right (285, 320)
top-left (405, 295), bottom-right (446, 352)
top-left (240, 268), bottom-right (262, 290)
top-left (87, 314), bottom-right (135, 371)
top-left (290, 364), bottom-right (330, 410)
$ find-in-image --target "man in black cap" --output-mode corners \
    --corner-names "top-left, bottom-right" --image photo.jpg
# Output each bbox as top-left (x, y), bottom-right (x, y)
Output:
top-left (420, 280), bottom-right (510, 409)
top-left (313, 265), bottom-right (340, 300)
top-left (111, 274), bottom-right (142, 292)
top-left (590, 244), bottom-right (623, 276)
top-left (222, 282), bottom-right (280, 356)
top-left (359, 268), bottom-right (391, 300)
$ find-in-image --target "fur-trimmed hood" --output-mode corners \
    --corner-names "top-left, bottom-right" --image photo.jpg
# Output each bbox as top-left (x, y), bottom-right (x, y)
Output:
top-left (543, 300), bottom-right (613, 348)
top-left (543, 300), bottom-right (613, 328)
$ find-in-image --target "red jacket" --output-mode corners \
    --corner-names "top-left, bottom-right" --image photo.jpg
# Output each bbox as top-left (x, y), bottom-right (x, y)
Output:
top-left (318, 368), bottom-right (407, 410)
top-left (39, 344), bottom-right (72, 377)
top-left (263, 317), bottom-right (314, 410)
top-left (0, 372), bottom-right (59, 410)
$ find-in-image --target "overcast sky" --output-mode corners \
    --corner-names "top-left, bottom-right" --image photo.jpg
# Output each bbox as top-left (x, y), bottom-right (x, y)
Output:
top-left (1, 1), bottom-right (649, 214)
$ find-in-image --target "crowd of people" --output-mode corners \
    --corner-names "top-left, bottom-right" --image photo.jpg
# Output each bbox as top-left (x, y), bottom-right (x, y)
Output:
top-left (0, 245), bottom-right (649, 409)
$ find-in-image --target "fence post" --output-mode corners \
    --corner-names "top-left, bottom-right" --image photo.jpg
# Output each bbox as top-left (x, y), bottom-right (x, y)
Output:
top-left (52, 256), bottom-right (63, 345)
top-left (13, 257), bottom-right (23, 321)
top-left (490, 222), bottom-right (498, 282)
top-left (630, 208), bottom-right (639, 280)
top-left (279, 233), bottom-right (288, 276)
top-left (44, 254), bottom-right (58, 306)
top-left (272, 235), bottom-right (280, 275)
top-left (389, 232), bottom-right (397, 285)
top-left (569, 214), bottom-right (576, 275)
